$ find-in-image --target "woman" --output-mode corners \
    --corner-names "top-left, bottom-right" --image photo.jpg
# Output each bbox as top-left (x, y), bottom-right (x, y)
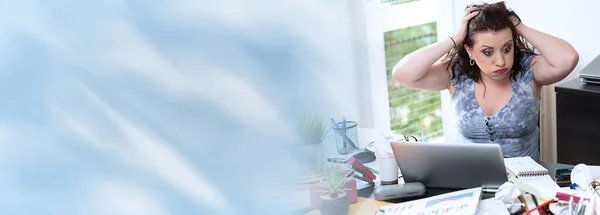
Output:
top-left (392, 1), bottom-right (578, 161)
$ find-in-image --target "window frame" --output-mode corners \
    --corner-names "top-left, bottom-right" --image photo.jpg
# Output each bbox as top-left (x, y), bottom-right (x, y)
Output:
top-left (363, 0), bottom-right (458, 141)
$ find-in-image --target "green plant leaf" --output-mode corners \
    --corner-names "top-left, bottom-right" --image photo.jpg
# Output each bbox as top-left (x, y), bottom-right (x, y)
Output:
top-left (296, 114), bottom-right (331, 145)
top-left (315, 163), bottom-right (353, 197)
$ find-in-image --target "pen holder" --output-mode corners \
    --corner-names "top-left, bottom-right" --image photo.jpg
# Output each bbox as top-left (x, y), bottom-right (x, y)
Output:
top-left (332, 121), bottom-right (358, 155)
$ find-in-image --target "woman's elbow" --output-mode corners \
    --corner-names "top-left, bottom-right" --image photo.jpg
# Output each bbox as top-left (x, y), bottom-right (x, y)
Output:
top-left (393, 64), bottom-right (426, 89)
top-left (554, 51), bottom-right (579, 79)
top-left (392, 66), bottom-right (411, 86)
top-left (561, 50), bottom-right (579, 74)
top-left (569, 51), bottom-right (580, 71)
top-left (392, 66), bottom-right (402, 81)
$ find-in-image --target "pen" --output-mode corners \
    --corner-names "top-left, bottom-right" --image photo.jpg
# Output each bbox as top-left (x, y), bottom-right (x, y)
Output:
top-left (578, 200), bottom-right (587, 215)
top-left (575, 198), bottom-right (584, 215)
top-left (330, 118), bottom-right (358, 149)
top-left (569, 196), bottom-right (573, 215)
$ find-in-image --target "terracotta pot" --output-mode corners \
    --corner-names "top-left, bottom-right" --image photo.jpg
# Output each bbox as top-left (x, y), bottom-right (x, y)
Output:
top-left (319, 191), bottom-right (349, 215)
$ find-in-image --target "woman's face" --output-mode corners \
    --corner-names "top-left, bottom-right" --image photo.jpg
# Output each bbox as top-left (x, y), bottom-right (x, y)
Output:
top-left (465, 27), bottom-right (515, 81)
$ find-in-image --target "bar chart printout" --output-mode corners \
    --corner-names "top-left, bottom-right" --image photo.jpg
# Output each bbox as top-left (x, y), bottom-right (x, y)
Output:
top-left (378, 187), bottom-right (482, 215)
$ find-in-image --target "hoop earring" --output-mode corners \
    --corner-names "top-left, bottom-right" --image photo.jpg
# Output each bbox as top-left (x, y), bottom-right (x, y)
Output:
top-left (470, 59), bottom-right (475, 66)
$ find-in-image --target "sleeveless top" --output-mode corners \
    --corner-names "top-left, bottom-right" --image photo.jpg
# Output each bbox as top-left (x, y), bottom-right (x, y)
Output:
top-left (450, 53), bottom-right (540, 161)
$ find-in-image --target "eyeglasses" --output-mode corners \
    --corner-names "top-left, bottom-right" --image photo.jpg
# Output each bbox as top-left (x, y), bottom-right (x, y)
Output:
top-left (400, 135), bottom-right (419, 142)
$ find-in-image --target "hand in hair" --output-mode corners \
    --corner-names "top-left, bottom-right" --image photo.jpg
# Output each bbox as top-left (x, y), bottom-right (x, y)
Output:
top-left (451, 6), bottom-right (480, 45)
top-left (509, 15), bottom-right (521, 27)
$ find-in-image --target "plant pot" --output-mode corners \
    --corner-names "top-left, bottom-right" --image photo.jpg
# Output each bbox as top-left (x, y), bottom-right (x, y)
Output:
top-left (319, 191), bottom-right (349, 215)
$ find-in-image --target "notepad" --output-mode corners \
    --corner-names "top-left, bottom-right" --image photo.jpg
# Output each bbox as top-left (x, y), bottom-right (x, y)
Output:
top-left (505, 157), bottom-right (560, 199)
top-left (504, 157), bottom-right (549, 177)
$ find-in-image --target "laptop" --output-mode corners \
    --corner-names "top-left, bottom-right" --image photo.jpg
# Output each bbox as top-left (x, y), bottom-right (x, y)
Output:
top-left (578, 54), bottom-right (600, 84)
top-left (390, 141), bottom-right (508, 193)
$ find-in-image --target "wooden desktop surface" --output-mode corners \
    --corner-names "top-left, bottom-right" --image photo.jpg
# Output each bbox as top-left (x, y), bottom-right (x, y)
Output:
top-left (306, 197), bottom-right (392, 215)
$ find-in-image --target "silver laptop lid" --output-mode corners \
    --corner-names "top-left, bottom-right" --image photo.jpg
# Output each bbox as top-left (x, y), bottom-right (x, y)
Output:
top-left (581, 78), bottom-right (600, 85)
top-left (391, 142), bottom-right (508, 191)
top-left (579, 54), bottom-right (600, 79)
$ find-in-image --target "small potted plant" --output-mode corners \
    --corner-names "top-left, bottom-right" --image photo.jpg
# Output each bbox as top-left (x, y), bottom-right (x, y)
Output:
top-left (316, 164), bottom-right (353, 215)
top-left (296, 114), bottom-right (330, 171)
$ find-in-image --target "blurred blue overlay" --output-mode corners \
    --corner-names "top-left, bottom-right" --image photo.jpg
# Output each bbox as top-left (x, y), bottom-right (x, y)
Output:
top-left (0, 0), bottom-right (361, 214)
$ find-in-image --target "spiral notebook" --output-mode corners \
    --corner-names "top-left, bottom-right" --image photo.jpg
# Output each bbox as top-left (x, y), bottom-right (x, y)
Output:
top-left (504, 157), bottom-right (549, 177)
top-left (504, 157), bottom-right (560, 190)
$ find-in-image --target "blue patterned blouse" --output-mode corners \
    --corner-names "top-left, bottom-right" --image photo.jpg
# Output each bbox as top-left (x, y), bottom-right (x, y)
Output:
top-left (450, 53), bottom-right (540, 161)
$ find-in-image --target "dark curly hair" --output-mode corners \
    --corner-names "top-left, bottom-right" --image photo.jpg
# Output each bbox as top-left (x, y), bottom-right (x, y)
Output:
top-left (446, 1), bottom-right (536, 83)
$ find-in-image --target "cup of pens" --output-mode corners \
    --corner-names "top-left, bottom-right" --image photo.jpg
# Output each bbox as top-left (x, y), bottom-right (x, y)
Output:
top-left (331, 119), bottom-right (359, 155)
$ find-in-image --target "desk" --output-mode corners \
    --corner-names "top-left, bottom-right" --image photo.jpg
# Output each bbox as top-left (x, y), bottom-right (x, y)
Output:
top-left (306, 162), bottom-right (573, 215)
top-left (305, 197), bottom-right (392, 215)
top-left (555, 78), bottom-right (600, 165)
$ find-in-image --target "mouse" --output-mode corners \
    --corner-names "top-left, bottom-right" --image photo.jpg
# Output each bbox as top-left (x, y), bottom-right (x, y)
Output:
top-left (351, 150), bottom-right (376, 163)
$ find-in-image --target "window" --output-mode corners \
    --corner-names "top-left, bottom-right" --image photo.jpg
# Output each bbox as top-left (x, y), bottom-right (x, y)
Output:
top-left (364, 0), bottom-right (451, 141)
top-left (384, 22), bottom-right (443, 142)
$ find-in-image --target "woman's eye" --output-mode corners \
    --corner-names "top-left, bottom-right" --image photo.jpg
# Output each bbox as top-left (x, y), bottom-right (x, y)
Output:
top-left (504, 47), bottom-right (512, 53)
top-left (483, 50), bottom-right (492, 56)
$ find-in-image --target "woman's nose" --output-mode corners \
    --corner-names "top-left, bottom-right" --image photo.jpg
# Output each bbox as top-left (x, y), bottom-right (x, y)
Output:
top-left (495, 54), bottom-right (505, 67)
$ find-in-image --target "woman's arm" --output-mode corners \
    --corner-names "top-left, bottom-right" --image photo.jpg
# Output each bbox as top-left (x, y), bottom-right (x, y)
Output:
top-left (515, 21), bottom-right (579, 86)
top-left (393, 7), bottom-right (480, 91)
top-left (392, 37), bottom-right (454, 91)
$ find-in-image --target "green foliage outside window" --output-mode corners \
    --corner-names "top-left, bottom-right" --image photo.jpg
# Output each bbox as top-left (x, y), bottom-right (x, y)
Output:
top-left (384, 22), bottom-right (443, 142)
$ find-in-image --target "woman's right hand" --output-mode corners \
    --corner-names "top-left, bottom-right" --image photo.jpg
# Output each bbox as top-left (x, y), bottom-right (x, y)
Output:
top-left (452, 6), bottom-right (480, 45)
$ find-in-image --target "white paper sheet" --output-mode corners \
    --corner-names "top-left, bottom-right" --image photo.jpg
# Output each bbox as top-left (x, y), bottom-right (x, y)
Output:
top-left (378, 187), bottom-right (482, 215)
top-left (519, 175), bottom-right (560, 190)
top-left (474, 198), bottom-right (510, 215)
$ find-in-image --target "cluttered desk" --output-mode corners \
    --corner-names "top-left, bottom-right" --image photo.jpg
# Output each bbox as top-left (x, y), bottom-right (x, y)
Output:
top-left (298, 128), bottom-right (600, 215)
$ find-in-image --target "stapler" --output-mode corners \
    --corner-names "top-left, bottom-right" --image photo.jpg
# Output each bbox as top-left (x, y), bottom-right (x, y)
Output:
top-left (347, 157), bottom-right (376, 184)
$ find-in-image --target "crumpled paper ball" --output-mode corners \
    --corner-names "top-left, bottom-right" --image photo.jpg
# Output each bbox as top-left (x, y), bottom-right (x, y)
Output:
top-left (495, 181), bottom-right (524, 213)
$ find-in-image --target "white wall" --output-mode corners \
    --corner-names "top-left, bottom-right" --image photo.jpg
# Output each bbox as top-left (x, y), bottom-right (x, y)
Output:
top-left (449, 0), bottom-right (600, 162)
top-left (299, 0), bottom-right (368, 128)
top-left (364, 0), bottom-right (391, 132)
